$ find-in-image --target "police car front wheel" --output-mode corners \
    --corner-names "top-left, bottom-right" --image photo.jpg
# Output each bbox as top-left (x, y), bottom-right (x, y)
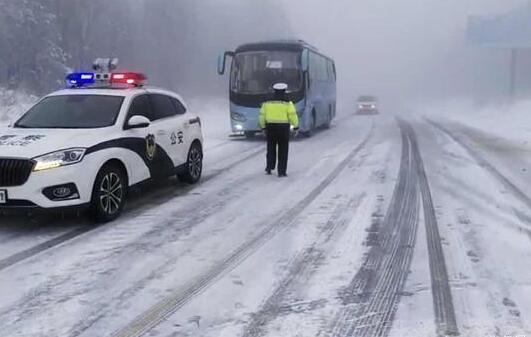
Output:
top-left (91, 164), bottom-right (127, 223)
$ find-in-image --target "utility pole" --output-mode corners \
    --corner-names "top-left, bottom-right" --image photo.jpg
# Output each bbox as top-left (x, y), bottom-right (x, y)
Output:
top-left (509, 48), bottom-right (517, 100)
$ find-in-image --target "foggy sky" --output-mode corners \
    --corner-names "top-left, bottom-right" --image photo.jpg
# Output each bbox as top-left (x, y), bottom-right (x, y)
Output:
top-left (278, 0), bottom-right (527, 110)
top-left (2, 0), bottom-right (528, 109)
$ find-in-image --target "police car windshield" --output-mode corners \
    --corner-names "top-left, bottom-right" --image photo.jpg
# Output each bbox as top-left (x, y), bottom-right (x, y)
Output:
top-left (231, 51), bottom-right (303, 94)
top-left (15, 95), bottom-right (124, 129)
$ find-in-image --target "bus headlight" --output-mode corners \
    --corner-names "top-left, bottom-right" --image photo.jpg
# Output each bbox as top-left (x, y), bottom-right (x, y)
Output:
top-left (231, 111), bottom-right (247, 122)
top-left (33, 148), bottom-right (86, 172)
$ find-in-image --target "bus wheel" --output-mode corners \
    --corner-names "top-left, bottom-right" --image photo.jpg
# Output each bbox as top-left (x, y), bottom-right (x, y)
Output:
top-left (301, 110), bottom-right (316, 138)
top-left (324, 110), bottom-right (332, 129)
top-left (309, 112), bottom-right (317, 134)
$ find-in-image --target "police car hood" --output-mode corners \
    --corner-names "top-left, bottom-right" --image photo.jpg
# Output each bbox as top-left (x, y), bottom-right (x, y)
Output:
top-left (0, 126), bottom-right (112, 158)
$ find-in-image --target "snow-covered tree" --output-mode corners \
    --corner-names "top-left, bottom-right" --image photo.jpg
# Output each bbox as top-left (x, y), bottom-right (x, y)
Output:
top-left (0, 0), bottom-right (291, 95)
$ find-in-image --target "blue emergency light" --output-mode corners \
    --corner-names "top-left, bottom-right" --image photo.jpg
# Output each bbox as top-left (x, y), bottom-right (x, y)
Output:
top-left (66, 72), bottom-right (95, 88)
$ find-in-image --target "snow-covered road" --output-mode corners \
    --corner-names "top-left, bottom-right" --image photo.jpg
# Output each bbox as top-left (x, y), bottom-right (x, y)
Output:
top-left (1, 111), bottom-right (530, 337)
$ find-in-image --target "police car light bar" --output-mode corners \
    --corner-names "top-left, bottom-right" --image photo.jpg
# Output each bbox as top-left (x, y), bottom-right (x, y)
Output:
top-left (110, 72), bottom-right (147, 86)
top-left (65, 72), bottom-right (95, 88)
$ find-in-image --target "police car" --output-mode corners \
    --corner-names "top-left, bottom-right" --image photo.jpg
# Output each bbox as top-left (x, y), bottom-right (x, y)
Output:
top-left (0, 68), bottom-right (203, 222)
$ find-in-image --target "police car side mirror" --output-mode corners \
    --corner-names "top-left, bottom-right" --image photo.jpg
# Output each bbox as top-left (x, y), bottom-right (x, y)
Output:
top-left (126, 115), bottom-right (150, 129)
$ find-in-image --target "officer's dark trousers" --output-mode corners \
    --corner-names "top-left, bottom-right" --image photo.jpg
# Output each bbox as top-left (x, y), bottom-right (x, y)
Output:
top-left (266, 123), bottom-right (291, 175)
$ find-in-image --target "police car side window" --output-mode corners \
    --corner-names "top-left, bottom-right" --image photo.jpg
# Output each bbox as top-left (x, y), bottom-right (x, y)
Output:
top-left (128, 94), bottom-right (153, 121)
top-left (150, 94), bottom-right (178, 120)
top-left (170, 97), bottom-right (187, 115)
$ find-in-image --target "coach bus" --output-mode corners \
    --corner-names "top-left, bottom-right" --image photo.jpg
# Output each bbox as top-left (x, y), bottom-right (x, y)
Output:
top-left (217, 40), bottom-right (336, 137)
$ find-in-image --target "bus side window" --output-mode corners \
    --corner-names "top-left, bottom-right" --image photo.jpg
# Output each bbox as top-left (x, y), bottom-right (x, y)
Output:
top-left (327, 61), bottom-right (334, 82)
top-left (320, 57), bottom-right (327, 82)
top-left (309, 53), bottom-right (333, 84)
top-left (309, 53), bottom-right (317, 83)
top-left (311, 53), bottom-right (323, 82)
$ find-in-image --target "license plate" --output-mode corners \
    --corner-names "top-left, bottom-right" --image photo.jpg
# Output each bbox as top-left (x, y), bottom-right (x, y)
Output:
top-left (0, 190), bottom-right (6, 204)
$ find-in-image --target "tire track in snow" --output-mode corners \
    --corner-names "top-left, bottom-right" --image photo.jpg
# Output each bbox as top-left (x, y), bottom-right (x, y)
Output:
top-left (329, 121), bottom-right (419, 337)
top-left (328, 119), bottom-right (459, 337)
top-left (0, 225), bottom-right (96, 272)
top-left (403, 120), bottom-right (459, 336)
top-left (110, 124), bottom-right (374, 337)
top-left (428, 119), bottom-right (531, 237)
top-left (0, 145), bottom-right (264, 273)
top-left (242, 194), bottom-right (367, 337)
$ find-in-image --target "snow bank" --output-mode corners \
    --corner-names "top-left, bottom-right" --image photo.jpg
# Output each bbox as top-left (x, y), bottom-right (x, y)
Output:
top-left (417, 98), bottom-right (531, 145)
top-left (187, 97), bottom-right (232, 144)
top-left (0, 88), bottom-right (37, 127)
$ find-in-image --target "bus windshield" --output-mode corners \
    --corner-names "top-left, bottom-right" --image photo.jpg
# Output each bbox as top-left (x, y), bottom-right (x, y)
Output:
top-left (231, 51), bottom-right (303, 94)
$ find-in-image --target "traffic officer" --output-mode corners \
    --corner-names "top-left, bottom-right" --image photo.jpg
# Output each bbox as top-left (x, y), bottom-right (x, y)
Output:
top-left (259, 83), bottom-right (299, 177)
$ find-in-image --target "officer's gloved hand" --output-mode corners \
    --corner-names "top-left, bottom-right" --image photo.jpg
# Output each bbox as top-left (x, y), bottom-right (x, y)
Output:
top-left (262, 128), bottom-right (267, 137)
top-left (293, 127), bottom-right (300, 138)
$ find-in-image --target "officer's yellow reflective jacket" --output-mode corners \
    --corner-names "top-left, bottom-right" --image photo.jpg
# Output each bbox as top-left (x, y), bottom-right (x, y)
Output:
top-left (259, 101), bottom-right (299, 129)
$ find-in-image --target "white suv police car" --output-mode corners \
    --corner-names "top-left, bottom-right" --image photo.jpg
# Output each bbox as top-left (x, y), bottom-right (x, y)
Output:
top-left (0, 71), bottom-right (203, 222)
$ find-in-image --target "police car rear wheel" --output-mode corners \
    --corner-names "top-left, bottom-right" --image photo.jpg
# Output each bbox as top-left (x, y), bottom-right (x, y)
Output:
top-left (178, 142), bottom-right (203, 184)
top-left (91, 164), bottom-right (126, 222)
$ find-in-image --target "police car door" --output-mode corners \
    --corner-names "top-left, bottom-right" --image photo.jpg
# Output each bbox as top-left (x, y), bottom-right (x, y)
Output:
top-left (168, 96), bottom-right (191, 162)
top-left (149, 94), bottom-right (187, 167)
top-left (123, 94), bottom-right (162, 178)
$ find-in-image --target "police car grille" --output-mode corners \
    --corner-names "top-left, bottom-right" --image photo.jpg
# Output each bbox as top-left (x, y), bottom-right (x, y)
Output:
top-left (0, 159), bottom-right (34, 187)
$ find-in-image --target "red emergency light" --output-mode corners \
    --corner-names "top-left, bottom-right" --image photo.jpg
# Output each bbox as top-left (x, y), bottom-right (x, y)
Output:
top-left (110, 72), bottom-right (147, 86)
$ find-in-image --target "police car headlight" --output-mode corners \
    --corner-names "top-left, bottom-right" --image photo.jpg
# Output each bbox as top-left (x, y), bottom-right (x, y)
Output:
top-left (33, 148), bottom-right (86, 172)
